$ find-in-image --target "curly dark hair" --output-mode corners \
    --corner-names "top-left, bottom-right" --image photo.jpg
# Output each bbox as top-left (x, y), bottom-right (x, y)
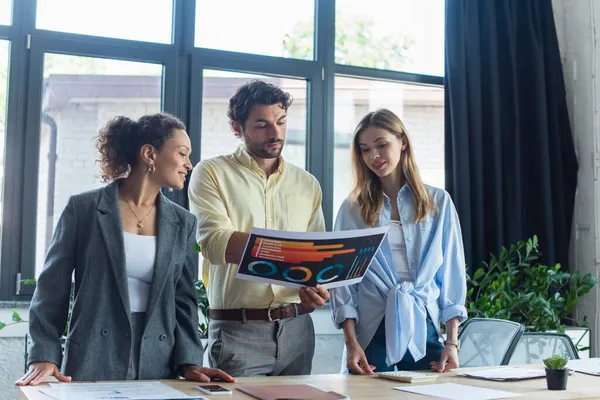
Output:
top-left (95, 112), bottom-right (186, 182)
top-left (227, 79), bottom-right (293, 129)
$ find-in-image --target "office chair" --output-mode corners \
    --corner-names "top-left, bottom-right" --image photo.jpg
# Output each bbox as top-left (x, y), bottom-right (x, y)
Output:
top-left (458, 318), bottom-right (525, 367)
top-left (508, 332), bottom-right (579, 365)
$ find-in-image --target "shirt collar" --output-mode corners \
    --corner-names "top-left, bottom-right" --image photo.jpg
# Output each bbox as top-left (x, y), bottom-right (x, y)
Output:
top-left (233, 144), bottom-right (285, 175)
top-left (382, 183), bottom-right (412, 203)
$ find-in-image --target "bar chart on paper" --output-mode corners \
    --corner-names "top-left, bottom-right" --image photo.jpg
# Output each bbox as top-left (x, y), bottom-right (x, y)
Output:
top-left (236, 226), bottom-right (388, 288)
top-left (22, 382), bottom-right (207, 400)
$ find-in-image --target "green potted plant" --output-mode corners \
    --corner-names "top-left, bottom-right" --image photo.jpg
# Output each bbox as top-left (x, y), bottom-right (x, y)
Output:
top-left (194, 243), bottom-right (210, 344)
top-left (467, 235), bottom-right (597, 335)
top-left (194, 278), bottom-right (209, 338)
top-left (543, 354), bottom-right (569, 390)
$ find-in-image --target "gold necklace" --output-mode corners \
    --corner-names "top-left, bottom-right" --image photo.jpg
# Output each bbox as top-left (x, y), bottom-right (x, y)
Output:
top-left (123, 194), bottom-right (155, 228)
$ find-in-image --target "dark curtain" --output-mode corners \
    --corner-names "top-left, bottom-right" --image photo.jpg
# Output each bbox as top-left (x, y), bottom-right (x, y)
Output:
top-left (444, 0), bottom-right (578, 272)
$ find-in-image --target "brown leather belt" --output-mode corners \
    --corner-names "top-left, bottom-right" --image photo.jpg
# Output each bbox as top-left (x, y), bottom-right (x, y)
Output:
top-left (208, 304), bottom-right (312, 322)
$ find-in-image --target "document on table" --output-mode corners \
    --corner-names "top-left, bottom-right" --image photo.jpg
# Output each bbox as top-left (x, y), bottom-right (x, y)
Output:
top-left (457, 367), bottom-right (546, 381)
top-left (34, 381), bottom-right (206, 400)
top-left (567, 358), bottom-right (600, 376)
top-left (236, 226), bottom-right (388, 289)
top-left (394, 383), bottom-right (522, 400)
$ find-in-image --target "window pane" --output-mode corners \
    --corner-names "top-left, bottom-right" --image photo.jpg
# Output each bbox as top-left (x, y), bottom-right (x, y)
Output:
top-left (36, 54), bottom-right (162, 277)
top-left (333, 77), bottom-right (444, 217)
top-left (0, 40), bottom-right (9, 260)
top-left (201, 70), bottom-right (307, 169)
top-left (335, 0), bottom-right (445, 76)
top-left (0, 0), bottom-right (11, 25)
top-left (199, 70), bottom-right (307, 278)
top-left (36, 0), bottom-right (173, 43)
top-left (195, 0), bottom-right (314, 60)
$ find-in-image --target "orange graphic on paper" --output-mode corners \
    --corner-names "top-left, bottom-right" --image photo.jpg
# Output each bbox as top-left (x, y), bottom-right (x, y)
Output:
top-left (251, 238), bottom-right (355, 264)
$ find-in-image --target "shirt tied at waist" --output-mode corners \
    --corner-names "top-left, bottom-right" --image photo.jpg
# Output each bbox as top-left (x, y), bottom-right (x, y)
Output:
top-left (384, 281), bottom-right (429, 366)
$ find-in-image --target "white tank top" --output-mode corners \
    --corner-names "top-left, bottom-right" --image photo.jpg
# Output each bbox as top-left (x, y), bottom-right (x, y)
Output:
top-left (123, 231), bottom-right (157, 312)
top-left (388, 221), bottom-right (413, 282)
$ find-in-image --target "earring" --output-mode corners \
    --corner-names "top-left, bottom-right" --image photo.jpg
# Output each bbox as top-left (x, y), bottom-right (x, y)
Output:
top-left (148, 163), bottom-right (156, 173)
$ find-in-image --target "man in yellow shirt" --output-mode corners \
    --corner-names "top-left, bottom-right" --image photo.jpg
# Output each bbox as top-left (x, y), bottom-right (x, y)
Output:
top-left (188, 80), bottom-right (329, 377)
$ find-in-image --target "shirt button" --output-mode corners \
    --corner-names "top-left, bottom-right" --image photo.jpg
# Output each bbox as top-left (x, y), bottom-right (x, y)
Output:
top-left (101, 328), bottom-right (109, 336)
top-left (159, 334), bottom-right (167, 341)
top-left (268, 217), bottom-right (273, 222)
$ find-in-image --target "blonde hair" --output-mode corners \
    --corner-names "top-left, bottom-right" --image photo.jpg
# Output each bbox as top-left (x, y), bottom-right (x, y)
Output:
top-left (350, 108), bottom-right (437, 226)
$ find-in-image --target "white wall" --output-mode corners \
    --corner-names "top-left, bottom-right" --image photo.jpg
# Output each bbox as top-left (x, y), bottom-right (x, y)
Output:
top-left (552, 0), bottom-right (600, 356)
top-left (0, 306), bottom-right (29, 400)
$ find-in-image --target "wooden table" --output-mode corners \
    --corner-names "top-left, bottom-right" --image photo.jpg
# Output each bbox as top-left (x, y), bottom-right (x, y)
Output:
top-left (19, 365), bottom-right (600, 399)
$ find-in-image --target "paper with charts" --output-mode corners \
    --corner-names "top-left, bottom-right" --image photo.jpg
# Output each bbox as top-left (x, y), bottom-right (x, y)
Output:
top-left (22, 381), bottom-right (206, 400)
top-left (236, 226), bottom-right (388, 288)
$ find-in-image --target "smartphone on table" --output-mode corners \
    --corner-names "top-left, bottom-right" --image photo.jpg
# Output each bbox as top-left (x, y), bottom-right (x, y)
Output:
top-left (196, 384), bottom-right (233, 395)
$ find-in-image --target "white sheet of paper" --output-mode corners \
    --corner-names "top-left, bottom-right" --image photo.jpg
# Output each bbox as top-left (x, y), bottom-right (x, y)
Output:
top-left (567, 358), bottom-right (600, 376)
top-left (48, 382), bottom-right (164, 388)
top-left (39, 381), bottom-right (205, 400)
top-left (458, 367), bottom-right (545, 381)
top-left (394, 383), bottom-right (522, 400)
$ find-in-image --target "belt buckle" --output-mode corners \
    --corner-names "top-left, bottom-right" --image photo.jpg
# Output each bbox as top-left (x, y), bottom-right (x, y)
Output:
top-left (267, 306), bottom-right (281, 322)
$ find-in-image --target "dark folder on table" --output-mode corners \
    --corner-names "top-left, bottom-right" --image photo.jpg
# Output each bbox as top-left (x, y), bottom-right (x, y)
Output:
top-left (237, 384), bottom-right (348, 400)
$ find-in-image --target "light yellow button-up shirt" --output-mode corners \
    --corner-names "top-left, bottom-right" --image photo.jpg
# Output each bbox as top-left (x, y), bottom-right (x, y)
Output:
top-left (188, 145), bottom-right (326, 309)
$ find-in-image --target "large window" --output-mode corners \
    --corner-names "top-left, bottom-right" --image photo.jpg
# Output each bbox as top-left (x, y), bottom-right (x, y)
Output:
top-left (36, 0), bottom-right (173, 43)
top-left (332, 77), bottom-right (444, 217)
top-left (0, 2), bottom-right (444, 300)
top-left (0, 0), bottom-right (11, 25)
top-left (195, 0), bottom-right (315, 60)
top-left (335, 0), bottom-right (445, 76)
top-left (200, 70), bottom-right (307, 169)
top-left (0, 40), bottom-right (7, 127)
top-left (34, 54), bottom-right (162, 277)
top-left (0, 40), bottom-right (8, 269)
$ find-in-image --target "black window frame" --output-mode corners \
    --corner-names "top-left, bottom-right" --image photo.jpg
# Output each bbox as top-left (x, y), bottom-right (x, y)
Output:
top-left (0, 0), bottom-right (443, 301)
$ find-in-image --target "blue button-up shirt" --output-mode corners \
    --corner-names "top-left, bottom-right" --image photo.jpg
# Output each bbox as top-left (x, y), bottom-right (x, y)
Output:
top-left (331, 184), bottom-right (468, 366)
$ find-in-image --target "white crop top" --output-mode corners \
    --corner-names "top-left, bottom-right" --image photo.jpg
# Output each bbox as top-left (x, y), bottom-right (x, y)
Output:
top-left (123, 231), bottom-right (157, 312)
top-left (387, 221), bottom-right (413, 282)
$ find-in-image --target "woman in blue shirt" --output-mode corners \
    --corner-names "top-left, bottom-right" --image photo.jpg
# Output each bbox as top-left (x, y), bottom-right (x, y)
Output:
top-left (331, 108), bottom-right (467, 374)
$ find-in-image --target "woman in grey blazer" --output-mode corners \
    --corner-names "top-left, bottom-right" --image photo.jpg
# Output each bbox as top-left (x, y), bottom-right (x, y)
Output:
top-left (15, 113), bottom-right (234, 385)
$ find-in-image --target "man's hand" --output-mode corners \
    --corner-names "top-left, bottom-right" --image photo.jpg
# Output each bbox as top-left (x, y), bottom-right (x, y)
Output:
top-left (182, 365), bottom-right (236, 383)
top-left (299, 284), bottom-right (330, 310)
top-left (15, 362), bottom-right (71, 386)
top-left (429, 344), bottom-right (459, 372)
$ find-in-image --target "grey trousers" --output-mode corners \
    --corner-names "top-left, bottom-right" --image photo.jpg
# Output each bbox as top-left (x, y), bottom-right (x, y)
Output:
top-left (208, 312), bottom-right (315, 377)
top-left (126, 312), bottom-right (145, 380)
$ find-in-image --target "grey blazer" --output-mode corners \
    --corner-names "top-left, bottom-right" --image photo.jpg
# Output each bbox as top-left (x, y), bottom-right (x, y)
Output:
top-left (27, 180), bottom-right (204, 381)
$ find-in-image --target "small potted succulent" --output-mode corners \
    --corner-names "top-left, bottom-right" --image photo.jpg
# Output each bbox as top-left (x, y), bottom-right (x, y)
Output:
top-left (543, 354), bottom-right (569, 390)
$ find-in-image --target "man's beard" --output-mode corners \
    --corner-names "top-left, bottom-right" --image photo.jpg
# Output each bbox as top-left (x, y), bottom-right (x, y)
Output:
top-left (245, 138), bottom-right (284, 159)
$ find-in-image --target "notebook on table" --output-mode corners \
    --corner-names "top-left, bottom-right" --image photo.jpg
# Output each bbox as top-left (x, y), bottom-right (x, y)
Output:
top-left (237, 384), bottom-right (349, 400)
